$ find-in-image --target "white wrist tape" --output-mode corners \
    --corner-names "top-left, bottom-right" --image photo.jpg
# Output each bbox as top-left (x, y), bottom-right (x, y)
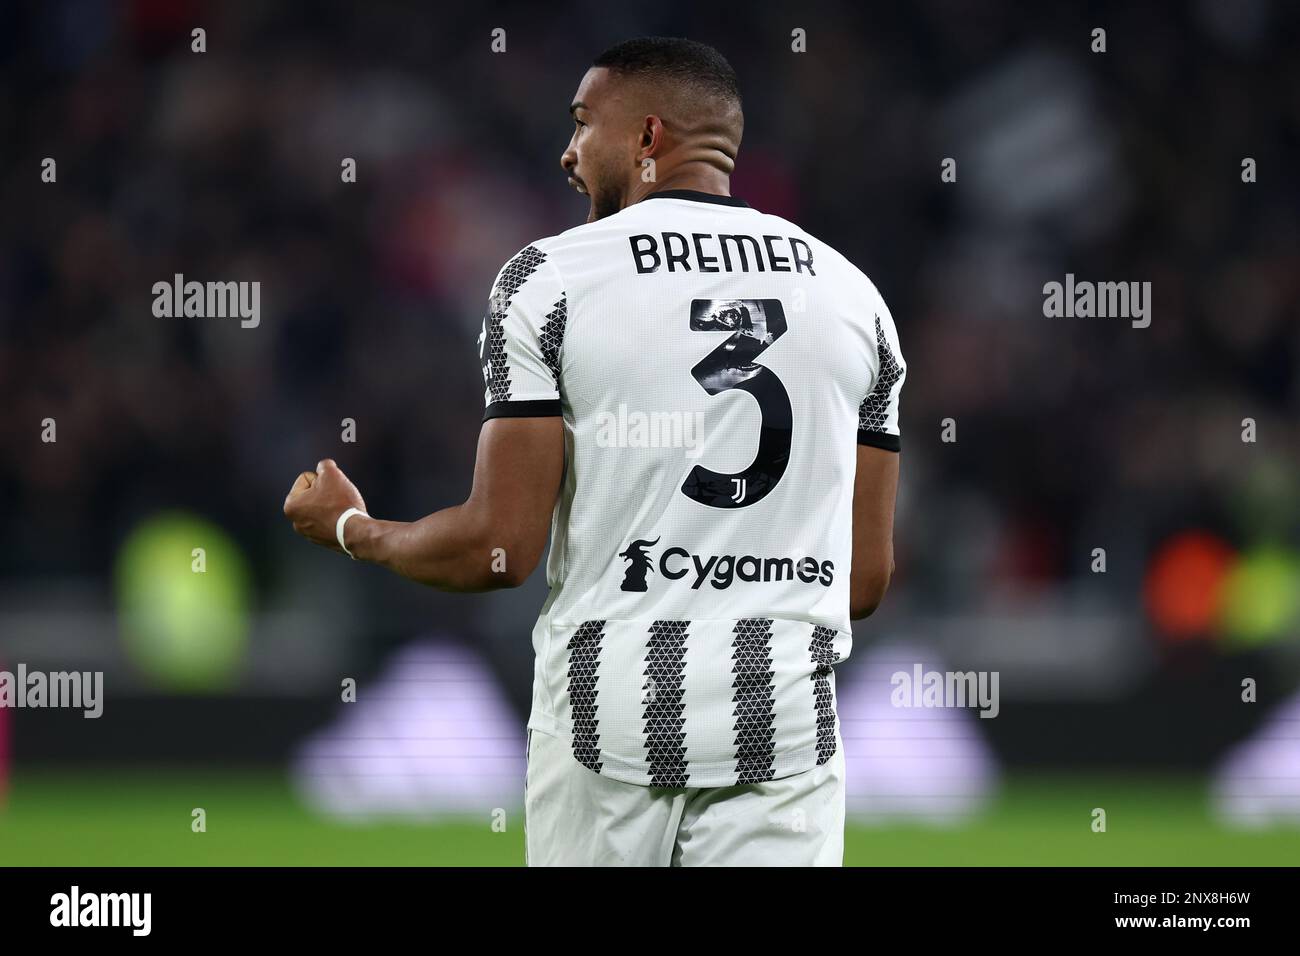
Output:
top-left (335, 507), bottom-right (368, 560)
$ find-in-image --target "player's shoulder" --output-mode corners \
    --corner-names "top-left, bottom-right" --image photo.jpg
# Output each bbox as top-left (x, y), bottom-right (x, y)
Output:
top-left (759, 210), bottom-right (892, 309)
top-left (499, 212), bottom-right (649, 289)
top-left (538, 209), bottom-right (638, 250)
top-left (494, 218), bottom-right (608, 272)
top-left (755, 210), bottom-right (859, 276)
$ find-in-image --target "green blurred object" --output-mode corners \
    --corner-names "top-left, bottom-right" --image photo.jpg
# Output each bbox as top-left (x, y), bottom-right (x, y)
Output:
top-left (1218, 546), bottom-right (1300, 647)
top-left (1, 771), bottom-right (1298, 866)
top-left (1232, 457), bottom-right (1300, 543)
top-left (115, 512), bottom-right (251, 691)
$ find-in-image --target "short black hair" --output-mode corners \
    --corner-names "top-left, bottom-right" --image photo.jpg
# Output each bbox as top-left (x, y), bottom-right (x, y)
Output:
top-left (593, 37), bottom-right (741, 107)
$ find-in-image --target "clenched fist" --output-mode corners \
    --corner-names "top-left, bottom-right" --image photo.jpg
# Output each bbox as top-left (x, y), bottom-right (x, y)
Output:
top-left (283, 459), bottom-right (368, 553)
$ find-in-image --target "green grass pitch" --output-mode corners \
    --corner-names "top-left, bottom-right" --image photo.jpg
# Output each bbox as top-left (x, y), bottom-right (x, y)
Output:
top-left (1, 771), bottom-right (1296, 866)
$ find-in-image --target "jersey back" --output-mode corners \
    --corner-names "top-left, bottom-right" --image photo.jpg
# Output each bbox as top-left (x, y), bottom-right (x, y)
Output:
top-left (479, 190), bottom-right (906, 787)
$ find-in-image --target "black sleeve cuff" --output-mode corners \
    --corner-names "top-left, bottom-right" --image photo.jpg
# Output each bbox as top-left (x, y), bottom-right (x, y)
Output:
top-left (857, 430), bottom-right (900, 452)
top-left (483, 399), bottom-right (562, 421)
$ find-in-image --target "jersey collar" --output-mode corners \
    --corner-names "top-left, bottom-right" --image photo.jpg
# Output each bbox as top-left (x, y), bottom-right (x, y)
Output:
top-left (641, 189), bottom-right (750, 208)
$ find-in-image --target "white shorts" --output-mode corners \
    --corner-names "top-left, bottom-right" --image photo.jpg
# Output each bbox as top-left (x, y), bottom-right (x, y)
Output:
top-left (523, 728), bottom-right (845, 866)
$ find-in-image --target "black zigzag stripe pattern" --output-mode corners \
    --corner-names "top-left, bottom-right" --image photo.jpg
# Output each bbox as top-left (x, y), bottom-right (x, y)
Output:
top-left (567, 620), bottom-right (606, 772)
top-left (642, 620), bottom-right (690, 787)
top-left (483, 245), bottom-right (547, 403)
top-left (809, 625), bottom-right (841, 765)
top-left (732, 617), bottom-right (777, 784)
top-left (858, 314), bottom-right (904, 433)
top-left (539, 294), bottom-right (566, 388)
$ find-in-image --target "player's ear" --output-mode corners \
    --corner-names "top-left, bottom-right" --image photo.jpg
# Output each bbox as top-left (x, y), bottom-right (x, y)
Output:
top-left (639, 115), bottom-right (663, 157)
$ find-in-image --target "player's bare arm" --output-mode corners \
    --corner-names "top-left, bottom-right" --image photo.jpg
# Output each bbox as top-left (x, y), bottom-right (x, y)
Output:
top-left (282, 416), bottom-right (563, 591)
top-left (850, 444), bottom-right (899, 619)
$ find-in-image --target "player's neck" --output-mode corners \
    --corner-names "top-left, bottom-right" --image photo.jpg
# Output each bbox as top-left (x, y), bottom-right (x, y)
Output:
top-left (630, 167), bottom-right (732, 206)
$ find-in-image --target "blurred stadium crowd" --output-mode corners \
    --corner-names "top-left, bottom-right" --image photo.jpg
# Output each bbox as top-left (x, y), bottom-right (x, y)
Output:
top-left (1, 1), bottom-right (1297, 775)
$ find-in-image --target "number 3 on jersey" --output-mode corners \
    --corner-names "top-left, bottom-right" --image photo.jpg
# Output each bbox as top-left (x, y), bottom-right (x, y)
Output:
top-left (681, 298), bottom-right (792, 509)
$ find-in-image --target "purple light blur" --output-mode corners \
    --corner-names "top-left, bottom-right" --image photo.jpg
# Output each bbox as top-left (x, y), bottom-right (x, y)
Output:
top-left (292, 637), bottom-right (525, 821)
top-left (1212, 689), bottom-right (1300, 827)
top-left (837, 641), bottom-right (1000, 824)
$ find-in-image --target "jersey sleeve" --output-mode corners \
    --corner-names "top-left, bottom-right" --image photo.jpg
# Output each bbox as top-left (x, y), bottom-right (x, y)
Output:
top-left (477, 243), bottom-right (567, 420)
top-left (857, 306), bottom-right (906, 451)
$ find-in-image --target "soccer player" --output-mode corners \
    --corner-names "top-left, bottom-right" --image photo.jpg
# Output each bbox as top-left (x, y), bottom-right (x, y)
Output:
top-left (284, 37), bottom-right (905, 866)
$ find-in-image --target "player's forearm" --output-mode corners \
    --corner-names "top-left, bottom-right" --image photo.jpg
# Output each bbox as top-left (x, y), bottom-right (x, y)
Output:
top-left (849, 551), bottom-right (894, 619)
top-left (345, 506), bottom-right (521, 592)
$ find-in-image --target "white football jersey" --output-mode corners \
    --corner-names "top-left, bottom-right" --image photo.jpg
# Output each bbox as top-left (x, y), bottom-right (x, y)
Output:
top-left (478, 190), bottom-right (905, 787)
